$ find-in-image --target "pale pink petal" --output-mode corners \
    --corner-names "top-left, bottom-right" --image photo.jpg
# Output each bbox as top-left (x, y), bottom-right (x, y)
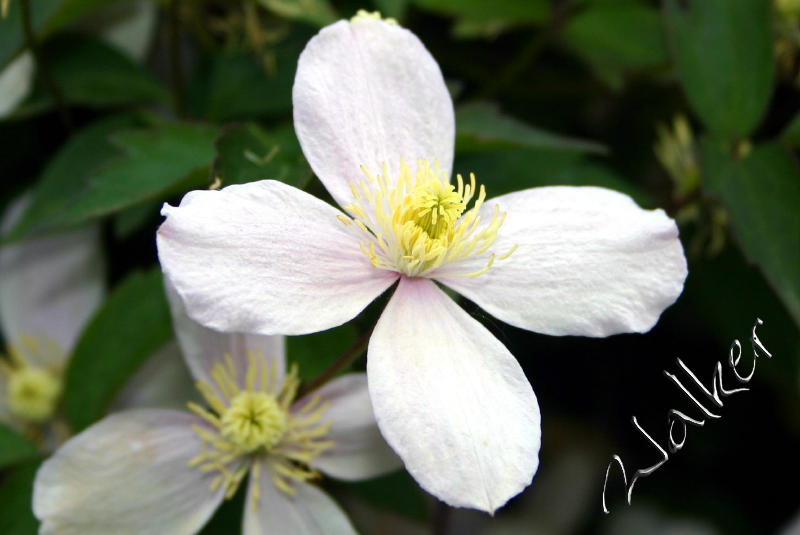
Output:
top-left (293, 18), bottom-right (454, 207)
top-left (244, 460), bottom-right (359, 535)
top-left (157, 180), bottom-right (398, 336)
top-left (303, 373), bottom-right (401, 481)
top-left (0, 195), bottom-right (105, 358)
top-left (367, 277), bottom-right (541, 513)
top-left (164, 278), bottom-right (286, 390)
top-left (436, 186), bottom-right (687, 337)
top-left (34, 409), bottom-right (226, 535)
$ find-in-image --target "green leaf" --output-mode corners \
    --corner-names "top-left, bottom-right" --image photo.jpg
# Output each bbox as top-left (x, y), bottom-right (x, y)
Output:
top-left (664, 0), bottom-right (774, 139)
top-left (287, 325), bottom-right (358, 382)
top-left (456, 148), bottom-right (582, 197)
top-left (0, 458), bottom-right (42, 535)
top-left (334, 470), bottom-right (429, 521)
top-left (701, 139), bottom-right (800, 328)
top-left (62, 269), bottom-right (173, 432)
top-left (8, 121), bottom-right (219, 240)
top-left (782, 112), bottom-right (800, 148)
top-left (257, 0), bottom-right (337, 26)
top-left (6, 112), bottom-right (145, 242)
top-left (412, 0), bottom-right (549, 23)
top-left (455, 102), bottom-right (606, 155)
top-left (26, 34), bottom-right (167, 109)
top-left (0, 425), bottom-right (37, 470)
top-left (562, 0), bottom-right (666, 88)
top-left (214, 123), bottom-right (312, 189)
top-left (188, 28), bottom-right (312, 122)
top-left (373, 0), bottom-right (408, 19)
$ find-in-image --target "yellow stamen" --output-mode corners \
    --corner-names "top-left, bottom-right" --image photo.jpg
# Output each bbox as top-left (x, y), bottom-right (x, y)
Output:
top-left (1, 334), bottom-right (64, 424)
top-left (187, 354), bottom-right (333, 507)
top-left (341, 159), bottom-right (516, 277)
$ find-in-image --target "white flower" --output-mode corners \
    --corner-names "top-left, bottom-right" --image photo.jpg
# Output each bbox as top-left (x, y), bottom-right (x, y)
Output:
top-left (0, 196), bottom-right (104, 444)
top-left (33, 279), bottom-right (400, 535)
top-left (156, 13), bottom-right (687, 513)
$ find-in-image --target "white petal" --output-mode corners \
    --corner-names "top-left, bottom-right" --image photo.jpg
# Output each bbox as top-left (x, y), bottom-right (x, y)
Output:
top-left (293, 18), bottom-right (454, 207)
top-left (304, 373), bottom-right (401, 481)
top-left (0, 196), bottom-right (105, 356)
top-left (0, 52), bottom-right (34, 118)
top-left (436, 186), bottom-right (687, 337)
top-left (164, 278), bottom-right (286, 391)
top-left (157, 180), bottom-right (397, 336)
top-left (367, 277), bottom-right (541, 513)
top-left (244, 461), bottom-right (359, 535)
top-left (111, 342), bottom-right (197, 411)
top-left (34, 409), bottom-right (225, 535)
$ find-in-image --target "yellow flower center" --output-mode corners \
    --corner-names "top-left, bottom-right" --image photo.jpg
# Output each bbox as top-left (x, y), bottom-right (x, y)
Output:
top-left (1, 334), bottom-right (64, 424)
top-left (220, 391), bottom-right (287, 452)
top-left (339, 159), bottom-right (516, 277)
top-left (187, 352), bottom-right (333, 507)
top-left (7, 366), bottom-right (61, 422)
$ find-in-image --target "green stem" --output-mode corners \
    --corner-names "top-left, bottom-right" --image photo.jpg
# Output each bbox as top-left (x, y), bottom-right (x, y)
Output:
top-left (297, 326), bottom-right (374, 399)
top-left (478, 0), bottom-right (576, 100)
top-left (20, 0), bottom-right (71, 129)
top-left (168, 0), bottom-right (186, 117)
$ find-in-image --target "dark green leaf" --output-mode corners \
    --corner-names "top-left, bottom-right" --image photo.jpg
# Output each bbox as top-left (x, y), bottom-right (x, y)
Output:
top-left (0, 425), bottom-right (37, 470)
top-left (0, 458), bottom-right (42, 535)
top-left (27, 34), bottom-right (167, 109)
top-left (562, 0), bottom-right (666, 88)
top-left (288, 325), bottom-right (358, 382)
top-left (455, 102), bottom-right (606, 155)
top-left (412, 0), bottom-right (549, 23)
top-left (6, 112), bottom-right (145, 242)
top-left (334, 470), bottom-right (429, 521)
top-left (214, 123), bottom-right (312, 189)
top-left (188, 28), bottom-right (312, 122)
top-left (781, 112), bottom-right (800, 148)
top-left (701, 139), bottom-right (800, 327)
top-left (455, 147), bottom-right (584, 197)
top-left (8, 121), bottom-right (219, 240)
top-left (373, 0), bottom-right (408, 19)
top-left (664, 0), bottom-right (774, 139)
top-left (258, 0), bottom-right (337, 26)
top-left (62, 269), bottom-right (173, 431)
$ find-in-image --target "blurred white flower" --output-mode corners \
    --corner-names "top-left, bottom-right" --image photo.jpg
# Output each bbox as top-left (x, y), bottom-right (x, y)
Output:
top-left (157, 11), bottom-right (687, 513)
top-left (33, 279), bottom-right (400, 535)
top-left (0, 196), bottom-right (104, 445)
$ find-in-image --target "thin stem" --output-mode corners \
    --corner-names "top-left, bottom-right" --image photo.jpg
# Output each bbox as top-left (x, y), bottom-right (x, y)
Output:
top-left (168, 0), bottom-right (186, 117)
top-left (20, 0), bottom-right (71, 129)
top-left (478, 0), bottom-right (575, 100)
top-left (297, 326), bottom-right (374, 399)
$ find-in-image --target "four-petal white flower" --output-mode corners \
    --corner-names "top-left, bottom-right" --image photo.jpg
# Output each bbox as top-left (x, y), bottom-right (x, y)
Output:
top-left (33, 279), bottom-right (400, 535)
top-left (156, 14), bottom-right (688, 513)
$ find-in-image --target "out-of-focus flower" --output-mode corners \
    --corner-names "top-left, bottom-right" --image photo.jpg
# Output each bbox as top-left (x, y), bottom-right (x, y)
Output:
top-left (157, 11), bottom-right (687, 513)
top-left (33, 280), bottom-right (399, 535)
top-left (655, 115), bottom-right (700, 203)
top-left (0, 197), bottom-right (104, 446)
top-left (0, 0), bottom-right (157, 119)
